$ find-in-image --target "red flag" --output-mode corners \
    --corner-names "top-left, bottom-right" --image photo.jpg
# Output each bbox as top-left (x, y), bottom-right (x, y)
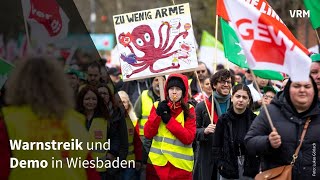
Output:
top-left (21, 0), bottom-right (69, 43)
top-left (224, 0), bottom-right (311, 82)
top-left (216, 0), bottom-right (230, 21)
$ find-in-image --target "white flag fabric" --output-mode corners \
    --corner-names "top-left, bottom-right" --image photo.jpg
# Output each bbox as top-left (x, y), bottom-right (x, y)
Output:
top-left (224, 0), bottom-right (311, 82)
top-left (21, 0), bottom-right (69, 43)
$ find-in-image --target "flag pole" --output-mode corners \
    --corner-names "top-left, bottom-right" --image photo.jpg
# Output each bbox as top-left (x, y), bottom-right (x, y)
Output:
top-left (214, 15), bottom-right (219, 73)
top-left (21, 5), bottom-right (31, 50)
top-left (195, 71), bottom-right (213, 122)
top-left (212, 15), bottom-right (219, 120)
top-left (250, 69), bottom-right (275, 130)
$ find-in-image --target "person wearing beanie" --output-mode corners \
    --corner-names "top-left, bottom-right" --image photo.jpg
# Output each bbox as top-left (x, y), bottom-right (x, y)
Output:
top-left (245, 76), bottom-right (320, 179)
top-left (144, 74), bottom-right (196, 180)
top-left (310, 53), bottom-right (320, 98)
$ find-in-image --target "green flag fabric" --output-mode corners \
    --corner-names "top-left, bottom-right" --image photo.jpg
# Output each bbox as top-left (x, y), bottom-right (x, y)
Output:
top-left (200, 30), bottom-right (224, 51)
top-left (0, 58), bottom-right (14, 75)
top-left (0, 58), bottom-right (14, 89)
top-left (304, 0), bottom-right (320, 29)
top-left (220, 18), bottom-right (283, 80)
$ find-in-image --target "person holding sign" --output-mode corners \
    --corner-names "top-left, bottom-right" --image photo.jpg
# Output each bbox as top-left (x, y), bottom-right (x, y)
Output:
top-left (245, 77), bottom-right (320, 179)
top-left (144, 74), bottom-right (196, 180)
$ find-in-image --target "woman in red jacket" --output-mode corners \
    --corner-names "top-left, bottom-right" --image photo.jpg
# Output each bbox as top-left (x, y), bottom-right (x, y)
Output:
top-left (144, 74), bottom-right (196, 180)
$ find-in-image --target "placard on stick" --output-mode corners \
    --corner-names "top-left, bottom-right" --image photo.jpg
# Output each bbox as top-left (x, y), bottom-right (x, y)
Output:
top-left (113, 3), bottom-right (198, 82)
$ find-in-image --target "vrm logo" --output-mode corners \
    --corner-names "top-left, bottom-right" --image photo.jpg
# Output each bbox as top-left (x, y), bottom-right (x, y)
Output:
top-left (289, 10), bottom-right (310, 18)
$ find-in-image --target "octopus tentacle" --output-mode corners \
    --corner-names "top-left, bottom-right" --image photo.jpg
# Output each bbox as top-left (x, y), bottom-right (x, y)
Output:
top-left (160, 22), bottom-right (171, 51)
top-left (162, 31), bottom-right (188, 54)
top-left (161, 50), bottom-right (179, 59)
top-left (126, 63), bottom-right (150, 78)
top-left (149, 63), bottom-right (180, 73)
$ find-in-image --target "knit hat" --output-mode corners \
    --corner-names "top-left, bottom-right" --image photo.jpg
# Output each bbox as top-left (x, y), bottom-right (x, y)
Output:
top-left (263, 86), bottom-right (277, 94)
top-left (166, 77), bottom-right (186, 96)
top-left (311, 53), bottom-right (320, 62)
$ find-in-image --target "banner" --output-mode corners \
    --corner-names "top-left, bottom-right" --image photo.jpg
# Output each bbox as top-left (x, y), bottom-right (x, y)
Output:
top-left (90, 34), bottom-right (115, 51)
top-left (224, 0), bottom-right (311, 82)
top-left (113, 3), bottom-right (198, 81)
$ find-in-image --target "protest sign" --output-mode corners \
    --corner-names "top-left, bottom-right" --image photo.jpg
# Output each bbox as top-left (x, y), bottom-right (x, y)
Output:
top-left (113, 3), bottom-right (198, 81)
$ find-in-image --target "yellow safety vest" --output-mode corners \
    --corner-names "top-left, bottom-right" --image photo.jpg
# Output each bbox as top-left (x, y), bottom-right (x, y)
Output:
top-left (148, 102), bottom-right (194, 172)
top-left (139, 90), bottom-right (154, 136)
top-left (125, 116), bottom-right (137, 161)
top-left (3, 106), bottom-right (88, 180)
top-left (88, 117), bottom-right (108, 172)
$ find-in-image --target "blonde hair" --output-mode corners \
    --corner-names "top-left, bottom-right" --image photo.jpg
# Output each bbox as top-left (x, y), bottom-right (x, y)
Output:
top-left (117, 91), bottom-right (137, 121)
top-left (5, 57), bottom-right (74, 120)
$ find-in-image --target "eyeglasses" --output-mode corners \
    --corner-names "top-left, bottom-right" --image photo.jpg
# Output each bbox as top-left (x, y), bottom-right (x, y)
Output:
top-left (218, 80), bottom-right (232, 85)
top-left (263, 94), bottom-right (274, 99)
top-left (197, 70), bottom-right (206, 74)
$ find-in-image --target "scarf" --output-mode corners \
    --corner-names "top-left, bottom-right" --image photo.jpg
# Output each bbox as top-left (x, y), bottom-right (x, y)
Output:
top-left (213, 91), bottom-right (231, 116)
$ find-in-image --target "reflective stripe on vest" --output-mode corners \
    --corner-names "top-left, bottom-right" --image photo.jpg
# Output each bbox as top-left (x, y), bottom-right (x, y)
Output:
top-left (88, 117), bottom-right (108, 172)
top-left (148, 102), bottom-right (194, 172)
top-left (140, 90), bottom-right (154, 136)
top-left (125, 117), bottom-right (136, 161)
top-left (3, 106), bottom-right (88, 180)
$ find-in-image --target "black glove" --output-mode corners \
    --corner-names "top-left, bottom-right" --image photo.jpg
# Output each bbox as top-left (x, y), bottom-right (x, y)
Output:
top-left (161, 113), bottom-right (171, 124)
top-left (156, 100), bottom-right (170, 116)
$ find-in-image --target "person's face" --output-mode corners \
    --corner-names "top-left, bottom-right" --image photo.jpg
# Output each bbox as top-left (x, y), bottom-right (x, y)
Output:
top-left (197, 64), bottom-right (208, 78)
top-left (201, 78), bottom-right (212, 95)
top-left (231, 89), bottom-right (250, 113)
top-left (87, 66), bottom-right (101, 86)
top-left (290, 80), bottom-right (315, 112)
top-left (262, 91), bottom-right (275, 105)
top-left (67, 74), bottom-right (79, 90)
top-left (98, 87), bottom-right (110, 103)
top-left (310, 62), bottom-right (320, 93)
top-left (83, 90), bottom-right (98, 111)
top-left (214, 77), bottom-right (232, 96)
top-left (152, 77), bottom-right (165, 93)
top-left (110, 74), bottom-right (120, 83)
top-left (168, 86), bottom-right (183, 102)
top-left (245, 71), bottom-right (253, 81)
top-left (121, 99), bottom-right (129, 111)
top-left (235, 75), bottom-right (242, 83)
top-left (256, 77), bottom-right (269, 88)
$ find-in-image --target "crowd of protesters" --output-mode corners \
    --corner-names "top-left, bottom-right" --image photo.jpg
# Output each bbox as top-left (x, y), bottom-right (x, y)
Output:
top-left (0, 50), bottom-right (319, 180)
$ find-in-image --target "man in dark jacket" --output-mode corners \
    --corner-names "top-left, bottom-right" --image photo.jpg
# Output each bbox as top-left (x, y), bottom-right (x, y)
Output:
top-left (245, 77), bottom-right (320, 179)
top-left (193, 69), bottom-right (234, 180)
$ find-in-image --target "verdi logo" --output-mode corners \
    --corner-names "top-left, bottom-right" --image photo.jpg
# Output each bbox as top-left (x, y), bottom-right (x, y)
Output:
top-left (289, 10), bottom-right (310, 18)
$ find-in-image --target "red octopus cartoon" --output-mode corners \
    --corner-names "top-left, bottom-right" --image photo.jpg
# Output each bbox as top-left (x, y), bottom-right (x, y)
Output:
top-left (118, 22), bottom-right (189, 78)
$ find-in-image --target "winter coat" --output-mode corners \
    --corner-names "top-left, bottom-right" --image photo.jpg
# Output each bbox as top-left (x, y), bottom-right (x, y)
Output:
top-left (245, 91), bottom-right (320, 180)
top-left (144, 74), bottom-right (196, 180)
top-left (213, 108), bottom-right (259, 179)
top-left (193, 99), bottom-right (219, 180)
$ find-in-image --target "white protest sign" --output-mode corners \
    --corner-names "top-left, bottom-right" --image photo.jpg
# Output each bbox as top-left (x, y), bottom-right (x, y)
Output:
top-left (113, 3), bottom-right (198, 81)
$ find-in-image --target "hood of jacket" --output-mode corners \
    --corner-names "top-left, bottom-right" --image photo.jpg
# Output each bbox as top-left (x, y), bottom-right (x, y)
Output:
top-left (164, 73), bottom-right (189, 104)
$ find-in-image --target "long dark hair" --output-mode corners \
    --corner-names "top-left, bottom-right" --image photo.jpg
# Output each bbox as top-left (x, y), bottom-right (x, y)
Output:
top-left (76, 85), bottom-right (109, 119)
top-left (181, 100), bottom-right (193, 120)
top-left (232, 83), bottom-right (253, 110)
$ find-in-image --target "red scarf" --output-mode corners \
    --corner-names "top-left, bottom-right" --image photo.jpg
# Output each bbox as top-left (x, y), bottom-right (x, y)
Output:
top-left (205, 99), bottom-right (219, 124)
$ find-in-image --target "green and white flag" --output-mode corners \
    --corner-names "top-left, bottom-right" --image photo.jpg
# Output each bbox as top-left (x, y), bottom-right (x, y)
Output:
top-left (0, 58), bottom-right (14, 89)
top-left (220, 18), bottom-right (283, 80)
top-left (198, 30), bottom-right (227, 73)
top-left (304, 0), bottom-right (320, 29)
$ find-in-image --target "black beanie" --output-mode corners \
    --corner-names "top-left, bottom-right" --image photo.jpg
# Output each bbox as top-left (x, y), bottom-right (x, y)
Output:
top-left (167, 77), bottom-right (186, 96)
